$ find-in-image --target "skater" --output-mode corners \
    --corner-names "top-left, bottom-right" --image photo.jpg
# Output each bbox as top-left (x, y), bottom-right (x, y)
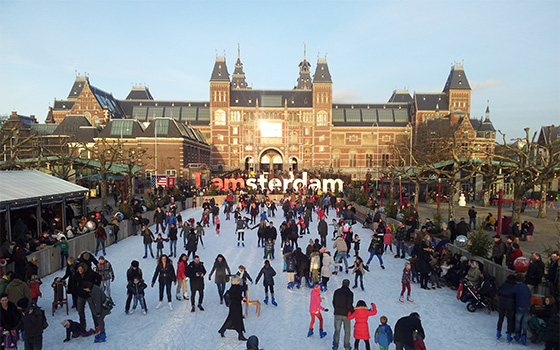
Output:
top-left (111, 215), bottom-right (120, 243)
top-left (236, 216), bottom-right (249, 247)
top-left (168, 223), bottom-right (178, 258)
top-left (62, 319), bottom-right (93, 342)
top-left (318, 217), bottom-right (328, 248)
top-left (235, 265), bottom-right (253, 298)
top-left (96, 256), bottom-right (114, 298)
top-left (348, 300), bottom-right (378, 350)
top-left (332, 279), bottom-right (354, 350)
top-left (353, 234), bottom-right (361, 257)
top-left (366, 233), bottom-right (385, 270)
top-left (17, 297), bottom-right (45, 349)
top-left (500, 272), bottom-right (532, 345)
top-left (320, 250), bottom-right (341, 291)
top-left (82, 281), bottom-right (111, 343)
top-left (0, 293), bottom-right (21, 348)
top-left (27, 274), bottom-right (42, 306)
top-left (94, 223), bottom-right (107, 256)
top-left (185, 228), bottom-right (199, 260)
top-left (154, 233), bottom-right (168, 259)
top-left (310, 251), bottom-right (321, 286)
top-left (153, 207), bottom-right (165, 234)
top-left (333, 234), bottom-right (349, 273)
top-left (215, 216), bottom-right (221, 235)
top-left (141, 225), bottom-right (155, 259)
top-left (54, 236), bottom-right (69, 270)
top-left (186, 255), bottom-right (206, 312)
top-left (218, 277), bottom-right (247, 341)
top-left (127, 277), bottom-right (148, 315)
top-left (255, 260), bottom-right (277, 306)
top-left (264, 238), bottom-right (274, 260)
top-left (374, 316), bottom-right (393, 350)
top-left (151, 254), bottom-right (177, 311)
top-left (496, 274), bottom-right (516, 341)
top-left (394, 222), bottom-right (407, 259)
top-left (383, 228), bottom-right (394, 254)
top-left (125, 260), bottom-right (142, 314)
top-left (61, 258), bottom-right (78, 308)
top-left (195, 222), bottom-right (206, 249)
top-left (285, 251), bottom-right (297, 288)
top-left (180, 221), bottom-right (192, 250)
top-left (209, 254), bottom-right (232, 304)
top-left (350, 256), bottom-right (368, 291)
top-left (75, 263), bottom-right (101, 332)
top-left (308, 284), bottom-right (328, 338)
top-left (394, 312), bottom-right (425, 350)
top-left (176, 253), bottom-right (189, 301)
top-left (399, 262), bottom-right (414, 303)
top-left (264, 221), bottom-right (278, 258)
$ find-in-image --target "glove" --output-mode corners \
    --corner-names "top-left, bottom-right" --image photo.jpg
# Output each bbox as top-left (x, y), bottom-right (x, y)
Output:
top-left (111, 278), bottom-right (114, 282)
top-left (324, 308), bottom-right (329, 312)
top-left (208, 276), bottom-right (211, 281)
top-left (151, 282), bottom-right (155, 288)
top-left (3, 331), bottom-right (9, 336)
top-left (10, 330), bottom-right (17, 336)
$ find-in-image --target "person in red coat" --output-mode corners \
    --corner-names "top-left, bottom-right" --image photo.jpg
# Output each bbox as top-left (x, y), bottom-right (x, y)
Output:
top-left (348, 300), bottom-right (378, 350)
top-left (176, 253), bottom-right (189, 300)
top-left (508, 243), bottom-right (523, 270)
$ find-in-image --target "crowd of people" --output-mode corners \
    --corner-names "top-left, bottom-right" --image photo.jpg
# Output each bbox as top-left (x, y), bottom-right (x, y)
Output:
top-left (1, 183), bottom-right (559, 350)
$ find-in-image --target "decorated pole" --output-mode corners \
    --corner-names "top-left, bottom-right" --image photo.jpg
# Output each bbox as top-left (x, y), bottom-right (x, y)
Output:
top-left (437, 178), bottom-right (442, 216)
top-left (497, 189), bottom-right (503, 235)
top-left (399, 176), bottom-right (403, 206)
top-left (381, 177), bottom-right (384, 207)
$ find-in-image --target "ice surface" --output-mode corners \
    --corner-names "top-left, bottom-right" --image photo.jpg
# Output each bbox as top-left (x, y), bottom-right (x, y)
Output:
top-left (39, 206), bottom-right (541, 349)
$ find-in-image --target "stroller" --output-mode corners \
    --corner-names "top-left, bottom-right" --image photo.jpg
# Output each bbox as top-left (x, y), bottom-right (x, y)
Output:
top-left (458, 272), bottom-right (497, 313)
top-left (362, 213), bottom-right (374, 228)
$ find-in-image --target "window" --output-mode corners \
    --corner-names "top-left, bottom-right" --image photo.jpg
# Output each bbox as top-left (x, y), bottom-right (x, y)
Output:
top-left (233, 138), bottom-right (238, 145)
top-left (302, 112), bottom-right (312, 123)
top-left (230, 111), bottom-right (241, 122)
top-left (366, 153), bottom-right (374, 167)
top-left (166, 169), bottom-right (177, 176)
top-left (349, 135), bottom-right (358, 142)
top-left (349, 153), bottom-right (357, 167)
top-left (305, 128), bottom-right (310, 136)
top-left (218, 134), bottom-right (224, 141)
top-left (382, 154), bottom-right (390, 167)
top-left (462, 131), bottom-right (469, 139)
top-left (319, 146), bottom-right (324, 152)
top-left (317, 111), bottom-right (328, 126)
top-left (319, 135), bottom-right (325, 142)
top-left (333, 151), bottom-right (341, 168)
top-left (214, 110), bottom-right (226, 125)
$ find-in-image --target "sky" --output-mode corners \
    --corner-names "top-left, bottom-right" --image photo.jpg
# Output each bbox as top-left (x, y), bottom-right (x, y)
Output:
top-left (0, 0), bottom-right (559, 140)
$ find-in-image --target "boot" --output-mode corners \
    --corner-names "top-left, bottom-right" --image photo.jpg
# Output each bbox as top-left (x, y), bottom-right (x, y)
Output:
top-left (506, 333), bottom-right (513, 343)
top-left (156, 301), bottom-right (162, 309)
top-left (176, 294), bottom-right (182, 301)
top-left (183, 293), bottom-right (189, 300)
top-left (129, 308), bottom-right (135, 315)
top-left (514, 333), bottom-right (520, 343)
top-left (496, 330), bottom-right (501, 339)
top-left (168, 302), bottom-right (173, 311)
top-left (263, 297), bottom-right (269, 305)
top-left (407, 297), bottom-right (414, 303)
top-left (296, 281), bottom-right (301, 289)
top-left (191, 305), bottom-right (195, 312)
top-left (521, 335), bottom-right (526, 345)
top-left (238, 333), bottom-right (247, 341)
top-left (319, 329), bottom-right (327, 338)
top-left (287, 282), bottom-right (293, 289)
top-left (198, 304), bottom-right (205, 311)
top-left (271, 297), bottom-right (278, 306)
top-left (399, 296), bottom-right (405, 303)
top-left (307, 329), bottom-right (314, 337)
top-left (352, 285), bottom-right (358, 289)
top-left (381, 265), bottom-right (385, 269)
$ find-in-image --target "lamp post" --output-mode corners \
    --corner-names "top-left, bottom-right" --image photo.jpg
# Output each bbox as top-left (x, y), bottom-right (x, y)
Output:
top-left (399, 176), bottom-right (403, 206)
top-left (497, 188), bottom-right (503, 235)
top-left (407, 122), bottom-right (413, 166)
top-left (437, 178), bottom-right (442, 216)
top-left (372, 122), bottom-right (379, 182)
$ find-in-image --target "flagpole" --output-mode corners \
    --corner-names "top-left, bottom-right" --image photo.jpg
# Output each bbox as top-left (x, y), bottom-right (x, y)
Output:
top-left (155, 119), bottom-right (158, 180)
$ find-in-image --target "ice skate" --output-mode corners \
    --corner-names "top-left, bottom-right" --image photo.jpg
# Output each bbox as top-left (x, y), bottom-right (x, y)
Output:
top-left (156, 301), bottom-right (162, 309)
top-left (319, 329), bottom-right (327, 338)
top-left (307, 329), bottom-right (313, 337)
top-left (399, 296), bottom-right (405, 303)
top-left (271, 298), bottom-right (277, 306)
top-left (168, 302), bottom-right (173, 311)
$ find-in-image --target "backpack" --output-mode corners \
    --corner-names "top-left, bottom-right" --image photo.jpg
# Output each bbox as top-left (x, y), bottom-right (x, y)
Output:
top-left (102, 296), bottom-right (115, 311)
top-left (41, 308), bottom-right (48, 329)
top-left (223, 291), bottom-right (231, 307)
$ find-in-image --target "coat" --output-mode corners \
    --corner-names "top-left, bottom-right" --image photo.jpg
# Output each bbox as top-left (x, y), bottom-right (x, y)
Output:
top-left (332, 285), bottom-right (354, 316)
top-left (127, 280), bottom-right (147, 297)
top-left (375, 324), bottom-right (393, 347)
top-left (142, 227), bottom-right (155, 245)
top-left (255, 264), bottom-right (276, 286)
top-left (310, 252), bottom-right (321, 271)
top-left (96, 261), bottom-right (114, 282)
top-left (333, 237), bottom-right (347, 253)
top-left (151, 263), bottom-right (176, 285)
top-left (5, 278), bottom-right (32, 305)
top-left (524, 259), bottom-right (545, 286)
top-left (87, 284), bottom-right (110, 317)
top-left (20, 305), bottom-right (45, 337)
top-left (394, 314), bottom-right (425, 348)
top-left (285, 253), bottom-right (297, 273)
top-left (0, 301), bottom-right (21, 331)
top-left (497, 279), bottom-right (516, 311)
top-left (186, 232), bottom-right (198, 252)
top-left (321, 254), bottom-right (340, 279)
top-left (186, 261), bottom-right (206, 290)
top-left (402, 267), bottom-right (412, 284)
top-left (219, 284), bottom-right (245, 333)
top-left (176, 260), bottom-right (188, 280)
top-left (309, 288), bottom-right (326, 314)
top-left (62, 263), bottom-right (77, 294)
top-left (348, 305), bottom-right (377, 340)
top-left (318, 220), bottom-right (328, 237)
top-left (209, 259), bottom-right (231, 284)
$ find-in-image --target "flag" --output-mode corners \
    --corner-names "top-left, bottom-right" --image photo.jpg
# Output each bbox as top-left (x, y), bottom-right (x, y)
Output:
top-left (152, 175), bottom-right (168, 188)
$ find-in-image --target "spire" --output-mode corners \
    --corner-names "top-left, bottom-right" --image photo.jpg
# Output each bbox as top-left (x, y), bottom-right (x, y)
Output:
top-left (485, 100), bottom-right (491, 121)
top-left (313, 56), bottom-right (332, 83)
top-left (210, 55), bottom-right (230, 82)
top-left (231, 44), bottom-right (248, 89)
top-left (443, 62), bottom-right (471, 92)
top-left (294, 43), bottom-right (312, 90)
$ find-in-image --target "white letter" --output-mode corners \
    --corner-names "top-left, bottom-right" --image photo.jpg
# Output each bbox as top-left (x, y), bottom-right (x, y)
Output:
top-left (247, 178), bottom-right (257, 190)
top-left (258, 174), bottom-right (267, 190)
top-left (269, 178), bottom-right (282, 191)
top-left (309, 179), bottom-right (321, 191)
top-left (322, 179), bottom-right (344, 193)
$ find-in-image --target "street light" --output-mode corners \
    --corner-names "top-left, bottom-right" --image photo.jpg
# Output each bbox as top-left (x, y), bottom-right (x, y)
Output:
top-left (407, 122), bottom-right (413, 166)
top-left (372, 122), bottom-right (379, 180)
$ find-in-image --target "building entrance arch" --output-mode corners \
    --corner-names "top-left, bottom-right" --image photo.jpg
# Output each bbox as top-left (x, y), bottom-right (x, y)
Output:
top-left (259, 149), bottom-right (283, 172)
top-left (245, 156), bottom-right (254, 171)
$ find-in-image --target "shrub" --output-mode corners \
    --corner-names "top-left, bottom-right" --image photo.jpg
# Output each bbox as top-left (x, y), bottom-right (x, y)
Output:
top-left (118, 203), bottom-right (133, 219)
top-left (145, 196), bottom-right (156, 211)
top-left (467, 228), bottom-right (492, 259)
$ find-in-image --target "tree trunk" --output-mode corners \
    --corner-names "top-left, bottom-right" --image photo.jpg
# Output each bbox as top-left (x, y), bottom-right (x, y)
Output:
top-left (538, 183), bottom-right (548, 219)
top-left (483, 190), bottom-right (490, 207)
top-left (126, 174), bottom-right (134, 203)
top-left (511, 192), bottom-right (523, 224)
top-left (414, 181), bottom-right (420, 208)
top-left (448, 180), bottom-right (458, 220)
top-left (99, 171), bottom-right (108, 209)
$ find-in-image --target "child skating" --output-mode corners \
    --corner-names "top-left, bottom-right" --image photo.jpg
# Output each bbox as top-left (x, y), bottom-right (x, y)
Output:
top-left (154, 233), bottom-right (168, 259)
top-left (215, 217), bottom-right (220, 235)
top-left (350, 256), bottom-right (369, 291)
top-left (399, 262), bottom-right (414, 303)
top-left (307, 284), bottom-right (328, 338)
top-left (128, 277), bottom-right (148, 314)
top-left (374, 316), bottom-right (393, 350)
top-left (348, 300), bottom-right (378, 350)
top-left (255, 260), bottom-right (277, 306)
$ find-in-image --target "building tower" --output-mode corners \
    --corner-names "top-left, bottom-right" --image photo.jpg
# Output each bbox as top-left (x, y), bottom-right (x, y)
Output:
top-left (443, 63), bottom-right (471, 116)
top-left (311, 56), bottom-right (333, 169)
top-left (231, 44), bottom-right (249, 89)
top-left (295, 45), bottom-right (312, 90)
top-left (209, 55), bottom-right (231, 169)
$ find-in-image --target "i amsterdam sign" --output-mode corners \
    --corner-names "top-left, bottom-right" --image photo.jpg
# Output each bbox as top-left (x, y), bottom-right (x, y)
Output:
top-left (203, 172), bottom-right (344, 193)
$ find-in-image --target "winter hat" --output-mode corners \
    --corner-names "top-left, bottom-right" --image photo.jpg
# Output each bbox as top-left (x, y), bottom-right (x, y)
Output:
top-left (61, 320), bottom-right (70, 327)
top-left (309, 239), bottom-right (313, 244)
top-left (320, 247), bottom-right (327, 253)
top-left (17, 298), bottom-right (29, 309)
top-left (246, 335), bottom-right (259, 349)
top-left (131, 260), bottom-right (139, 268)
top-left (314, 284), bottom-right (321, 291)
top-left (0, 258), bottom-right (6, 267)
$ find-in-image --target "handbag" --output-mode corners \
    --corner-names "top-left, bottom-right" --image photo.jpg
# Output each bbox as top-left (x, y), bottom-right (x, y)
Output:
top-left (102, 296), bottom-right (115, 311)
top-left (223, 291), bottom-right (231, 307)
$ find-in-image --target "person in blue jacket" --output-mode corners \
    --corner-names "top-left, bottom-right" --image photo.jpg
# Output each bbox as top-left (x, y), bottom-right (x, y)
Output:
top-left (374, 315), bottom-right (393, 350)
top-left (500, 272), bottom-right (532, 345)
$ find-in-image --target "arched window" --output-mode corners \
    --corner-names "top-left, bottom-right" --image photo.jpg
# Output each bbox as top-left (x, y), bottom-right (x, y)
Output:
top-left (214, 110), bottom-right (226, 125)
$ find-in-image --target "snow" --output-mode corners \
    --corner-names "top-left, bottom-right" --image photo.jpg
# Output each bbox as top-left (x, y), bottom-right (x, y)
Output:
top-left (38, 205), bottom-right (542, 349)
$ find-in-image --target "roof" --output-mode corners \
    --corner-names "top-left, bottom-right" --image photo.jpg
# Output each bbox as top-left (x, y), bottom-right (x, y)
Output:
top-left (125, 86), bottom-right (154, 100)
top-left (67, 76), bottom-right (88, 100)
top-left (89, 85), bottom-right (125, 118)
top-left (331, 103), bottom-right (410, 126)
top-left (230, 90), bottom-right (313, 108)
top-left (538, 125), bottom-right (560, 146)
top-left (443, 64), bottom-right (471, 91)
top-left (471, 118), bottom-right (496, 132)
top-left (119, 100), bottom-right (210, 126)
top-left (29, 124), bottom-right (58, 135)
top-left (210, 56), bottom-right (230, 82)
top-left (0, 170), bottom-right (88, 210)
top-left (52, 115), bottom-right (92, 136)
top-left (295, 59), bottom-right (312, 90)
top-left (414, 93), bottom-right (449, 111)
top-left (142, 118), bottom-right (209, 145)
top-left (388, 90), bottom-right (413, 103)
top-left (313, 58), bottom-right (332, 83)
top-left (231, 56), bottom-right (249, 89)
top-left (53, 100), bottom-right (75, 111)
top-left (76, 126), bottom-right (100, 142)
top-left (97, 119), bottom-right (144, 139)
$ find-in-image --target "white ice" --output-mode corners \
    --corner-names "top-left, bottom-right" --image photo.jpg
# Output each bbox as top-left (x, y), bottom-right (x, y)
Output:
top-left (38, 205), bottom-right (541, 349)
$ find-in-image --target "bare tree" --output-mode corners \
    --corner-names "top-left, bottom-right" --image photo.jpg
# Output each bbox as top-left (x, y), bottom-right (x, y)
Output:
top-left (0, 123), bottom-right (36, 168)
top-left (118, 143), bottom-right (147, 203)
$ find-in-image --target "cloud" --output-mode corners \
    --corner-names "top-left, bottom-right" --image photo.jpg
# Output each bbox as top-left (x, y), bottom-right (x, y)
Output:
top-left (333, 89), bottom-right (360, 102)
top-left (470, 79), bottom-right (502, 90)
